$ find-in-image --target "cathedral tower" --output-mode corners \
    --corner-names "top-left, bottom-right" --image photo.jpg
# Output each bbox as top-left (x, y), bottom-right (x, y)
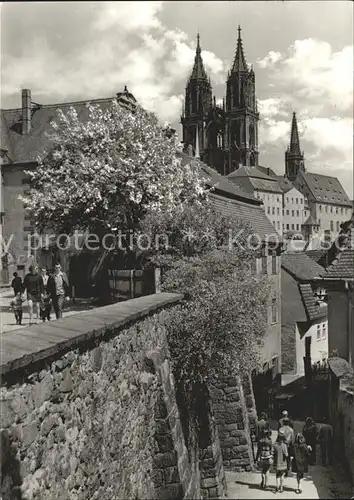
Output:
top-left (181, 34), bottom-right (212, 159)
top-left (225, 26), bottom-right (259, 174)
top-left (285, 112), bottom-right (305, 181)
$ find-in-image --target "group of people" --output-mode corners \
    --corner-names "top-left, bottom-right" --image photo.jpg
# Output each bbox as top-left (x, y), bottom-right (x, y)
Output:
top-left (255, 410), bottom-right (334, 494)
top-left (10, 263), bottom-right (70, 325)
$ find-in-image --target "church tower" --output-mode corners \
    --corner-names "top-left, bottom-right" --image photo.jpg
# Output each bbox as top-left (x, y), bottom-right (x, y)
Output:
top-left (181, 34), bottom-right (212, 159)
top-left (225, 26), bottom-right (259, 174)
top-left (285, 112), bottom-right (306, 181)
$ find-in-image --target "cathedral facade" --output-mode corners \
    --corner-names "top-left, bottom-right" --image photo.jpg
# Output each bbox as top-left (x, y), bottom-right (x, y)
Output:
top-left (181, 28), bottom-right (259, 176)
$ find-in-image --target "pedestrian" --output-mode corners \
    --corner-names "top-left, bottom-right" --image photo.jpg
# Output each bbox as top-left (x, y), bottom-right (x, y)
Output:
top-left (23, 264), bottom-right (44, 325)
top-left (256, 412), bottom-right (271, 442)
top-left (10, 292), bottom-right (24, 325)
top-left (40, 290), bottom-right (52, 322)
top-left (302, 417), bottom-right (318, 465)
top-left (41, 267), bottom-right (49, 289)
top-left (318, 417), bottom-right (333, 466)
top-left (278, 410), bottom-right (294, 429)
top-left (47, 263), bottom-right (70, 319)
top-left (273, 430), bottom-right (289, 493)
top-left (279, 417), bottom-right (295, 476)
top-left (292, 433), bottom-right (312, 494)
top-left (11, 272), bottom-right (23, 296)
top-left (256, 428), bottom-right (273, 490)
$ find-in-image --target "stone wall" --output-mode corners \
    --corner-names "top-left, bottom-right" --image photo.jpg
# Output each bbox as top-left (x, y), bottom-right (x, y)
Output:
top-left (210, 375), bottom-right (255, 471)
top-left (0, 294), bottom-right (226, 500)
top-left (328, 357), bottom-right (354, 485)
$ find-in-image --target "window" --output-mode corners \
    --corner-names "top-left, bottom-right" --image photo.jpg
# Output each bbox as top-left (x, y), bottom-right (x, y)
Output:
top-left (277, 197), bottom-right (280, 203)
top-left (296, 198), bottom-right (298, 204)
top-left (291, 198), bottom-right (294, 204)
top-left (271, 298), bottom-right (277, 323)
top-left (262, 255), bottom-right (267, 274)
top-left (322, 323), bottom-right (326, 340)
top-left (296, 210), bottom-right (299, 217)
top-left (300, 199), bottom-right (303, 204)
top-left (286, 224), bottom-right (289, 230)
top-left (319, 205), bottom-right (322, 212)
top-left (286, 210), bottom-right (289, 215)
top-left (296, 224), bottom-right (299, 230)
top-left (330, 220), bottom-right (334, 231)
top-left (272, 207), bottom-right (275, 215)
top-left (292, 210), bottom-right (294, 217)
top-left (330, 206), bottom-right (333, 213)
top-left (272, 251), bottom-right (277, 274)
top-left (277, 221), bottom-right (280, 229)
top-left (325, 206), bottom-right (328, 213)
top-left (341, 208), bottom-right (343, 214)
top-left (291, 224), bottom-right (295, 230)
top-left (286, 197), bottom-right (289, 204)
top-left (336, 221), bottom-right (340, 232)
top-left (335, 207), bottom-right (338, 214)
top-left (277, 208), bottom-right (280, 215)
top-left (317, 325), bottom-right (321, 341)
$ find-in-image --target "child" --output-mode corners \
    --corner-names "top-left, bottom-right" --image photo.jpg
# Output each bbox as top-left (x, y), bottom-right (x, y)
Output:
top-left (10, 292), bottom-right (24, 325)
top-left (273, 430), bottom-right (289, 493)
top-left (40, 291), bottom-right (52, 322)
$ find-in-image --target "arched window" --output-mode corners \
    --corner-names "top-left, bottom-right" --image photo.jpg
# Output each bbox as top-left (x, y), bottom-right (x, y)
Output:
top-left (191, 88), bottom-right (198, 113)
top-left (249, 123), bottom-right (255, 148)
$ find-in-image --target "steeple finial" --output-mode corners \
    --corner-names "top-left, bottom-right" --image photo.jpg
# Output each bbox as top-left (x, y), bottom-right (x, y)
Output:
top-left (289, 111), bottom-right (301, 153)
top-left (190, 33), bottom-right (208, 80)
top-left (231, 25), bottom-right (248, 73)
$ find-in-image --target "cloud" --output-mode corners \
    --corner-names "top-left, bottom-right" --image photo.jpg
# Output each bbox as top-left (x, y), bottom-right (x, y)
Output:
top-left (257, 51), bottom-right (282, 69)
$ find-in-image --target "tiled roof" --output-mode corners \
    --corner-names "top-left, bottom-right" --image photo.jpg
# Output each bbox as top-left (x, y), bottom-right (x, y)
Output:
top-left (304, 250), bottom-right (327, 263)
top-left (321, 249), bottom-right (354, 279)
top-left (274, 176), bottom-right (294, 194)
top-left (177, 152), bottom-right (259, 204)
top-left (299, 283), bottom-right (327, 322)
top-left (296, 171), bottom-right (351, 207)
top-left (302, 215), bottom-right (319, 226)
top-left (209, 193), bottom-right (279, 243)
top-left (257, 165), bottom-right (277, 178)
top-left (228, 166), bottom-right (283, 194)
top-left (281, 252), bottom-right (325, 281)
top-left (281, 269), bottom-right (307, 324)
top-left (1, 97), bottom-right (114, 164)
top-left (320, 212), bottom-right (354, 274)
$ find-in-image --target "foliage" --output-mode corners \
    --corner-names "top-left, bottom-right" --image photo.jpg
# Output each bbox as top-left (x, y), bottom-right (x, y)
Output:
top-left (20, 101), bottom-right (207, 237)
top-left (141, 202), bottom-right (271, 394)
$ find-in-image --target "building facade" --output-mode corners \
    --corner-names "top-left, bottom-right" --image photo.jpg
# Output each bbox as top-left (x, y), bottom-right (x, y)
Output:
top-left (181, 28), bottom-right (259, 176)
top-left (281, 253), bottom-right (328, 377)
top-left (227, 166), bottom-right (283, 235)
top-left (283, 112), bottom-right (351, 240)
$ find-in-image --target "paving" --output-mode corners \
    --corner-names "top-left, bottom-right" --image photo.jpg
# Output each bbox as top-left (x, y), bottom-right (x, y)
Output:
top-left (225, 427), bottom-right (354, 499)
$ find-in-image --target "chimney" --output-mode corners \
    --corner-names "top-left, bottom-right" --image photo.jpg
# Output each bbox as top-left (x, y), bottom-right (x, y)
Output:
top-left (22, 89), bottom-right (31, 134)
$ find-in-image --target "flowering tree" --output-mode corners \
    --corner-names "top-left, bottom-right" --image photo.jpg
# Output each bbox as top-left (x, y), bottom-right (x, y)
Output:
top-left (21, 101), bottom-right (207, 237)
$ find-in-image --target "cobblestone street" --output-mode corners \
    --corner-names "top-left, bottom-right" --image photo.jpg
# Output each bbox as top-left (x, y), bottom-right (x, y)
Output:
top-left (225, 428), bottom-right (354, 499)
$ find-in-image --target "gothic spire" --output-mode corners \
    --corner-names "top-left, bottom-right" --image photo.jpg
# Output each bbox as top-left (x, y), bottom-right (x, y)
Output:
top-left (231, 26), bottom-right (248, 73)
top-left (289, 111), bottom-right (301, 154)
top-left (190, 33), bottom-right (208, 80)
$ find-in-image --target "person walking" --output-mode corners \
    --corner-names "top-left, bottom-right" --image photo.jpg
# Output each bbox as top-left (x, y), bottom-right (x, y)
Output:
top-left (23, 264), bottom-right (44, 325)
top-left (41, 267), bottom-right (49, 289)
top-left (292, 433), bottom-right (312, 494)
top-left (11, 272), bottom-right (23, 296)
top-left (279, 417), bottom-right (295, 476)
top-left (256, 428), bottom-right (273, 490)
top-left (47, 263), bottom-right (70, 319)
top-left (302, 417), bottom-right (318, 465)
top-left (10, 292), bottom-right (24, 325)
top-left (278, 410), bottom-right (294, 429)
top-left (273, 431), bottom-right (289, 493)
top-left (256, 412), bottom-right (271, 442)
top-left (318, 417), bottom-right (333, 466)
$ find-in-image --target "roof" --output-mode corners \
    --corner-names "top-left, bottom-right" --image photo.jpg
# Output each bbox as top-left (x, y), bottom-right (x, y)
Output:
top-left (275, 176), bottom-right (294, 194)
top-left (296, 171), bottom-right (351, 207)
top-left (189, 34), bottom-right (208, 80)
top-left (302, 215), bottom-right (319, 227)
top-left (257, 165), bottom-right (277, 178)
top-left (321, 249), bottom-right (354, 279)
top-left (299, 283), bottom-right (327, 322)
top-left (227, 166), bottom-right (283, 194)
top-left (328, 357), bottom-right (354, 379)
top-left (281, 269), bottom-right (307, 324)
top-left (177, 152), bottom-right (260, 204)
top-left (304, 250), bottom-right (327, 263)
top-left (209, 193), bottom-right (279, 243)
top-left (281, 252), bottom-right (326, 281)
top-left (1, 97), bottom-right (114, 164)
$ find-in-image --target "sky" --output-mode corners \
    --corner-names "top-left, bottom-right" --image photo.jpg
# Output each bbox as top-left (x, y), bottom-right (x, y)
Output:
top-left (1, 1), bottom-right (353, 199)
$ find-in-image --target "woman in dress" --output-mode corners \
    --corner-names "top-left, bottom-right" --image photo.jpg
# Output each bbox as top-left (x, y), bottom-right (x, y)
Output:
top-left (256, 428), bottom-right (273, 490)
top-left (273, 431), bottom-right (289, 493)
top-left (292, 433), bottom-right (312, 494)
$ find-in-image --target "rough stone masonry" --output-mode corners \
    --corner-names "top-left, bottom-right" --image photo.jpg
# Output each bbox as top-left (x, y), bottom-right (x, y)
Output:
top-left (0, 293), bottom-right (230, 500)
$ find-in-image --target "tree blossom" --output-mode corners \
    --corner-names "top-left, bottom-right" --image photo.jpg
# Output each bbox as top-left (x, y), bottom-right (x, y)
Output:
top-left (21, 100), bottom-right (208, 236)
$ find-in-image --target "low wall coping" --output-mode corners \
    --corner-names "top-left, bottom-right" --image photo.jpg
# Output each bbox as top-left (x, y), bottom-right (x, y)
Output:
top-left (0, 292), bottom-right (182, 377)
